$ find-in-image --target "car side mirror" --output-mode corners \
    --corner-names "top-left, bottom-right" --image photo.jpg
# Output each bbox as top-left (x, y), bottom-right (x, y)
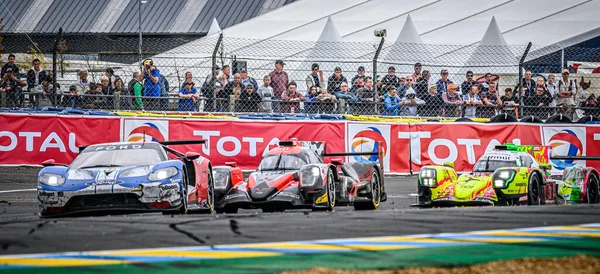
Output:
top-left (540, 164), bottom-right (552, 171)
top-left (42, 159), bottom-right (67, 167)
top-left (42, 159), bottom-right (56, 167)
top-left (185, 151), bottom-right (201, 161)
top-left (331, 158), bottom-right (344, 166)
top-left (443, 162), bottom-right (454, 169)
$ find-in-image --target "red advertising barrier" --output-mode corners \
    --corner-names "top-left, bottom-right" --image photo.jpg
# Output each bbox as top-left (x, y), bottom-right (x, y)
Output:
top-left (2, 114), bottom-right (600, 174)
top-left (0, 115), bottom-right (120, 165)
top-left (121, 118), bottom-right (346, 170)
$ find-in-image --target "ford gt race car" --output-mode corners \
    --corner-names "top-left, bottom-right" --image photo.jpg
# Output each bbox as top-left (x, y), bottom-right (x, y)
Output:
top-left (216, 139), bottom-right (387, 212)
top-left (415, 144), bottom-right (553, 207)
top-left (37, 140), bottom-right (216, 217)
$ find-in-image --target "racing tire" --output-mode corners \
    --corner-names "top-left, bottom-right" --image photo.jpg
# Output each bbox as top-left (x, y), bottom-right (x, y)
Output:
top-left (527, 174), bottom-right (542, 206)
top-left (586, 173), bottom-right (600, 204)
top-left (204, 170), bottom-right (215, 214)
top-left (354, 169), bottom-right (381, 210)
top-left (454, 117), bottom-right (472, 122)
top-left (520, 116), bottom-right (544, 123)
top-left (490, 113), bottom-right (518, 123)
top-left (545, 114), bottom-right (572, 124)
top-left (313, 169), bottom-right (336, 212)
top-left (576, 116), bottom-right (600, 124)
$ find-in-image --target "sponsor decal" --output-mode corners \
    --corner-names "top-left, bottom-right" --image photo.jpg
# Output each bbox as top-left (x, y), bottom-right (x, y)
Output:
top-left (543, 127), bottom-right (585, 171)
top-left (123, 120), bottom-right (168, 142)
top-left (518, 196), bottom-right (528, 202)
top-left (38, 191), bottom-right (55, 197)
top-left (225, 193), bottom-right (247, 200)
top-left (348, 124), bottom-right (390, 171)
top-left (515, 182), bottom-right (527, 187)
top-left (92, 144), bottom-right (142, 151)
top-left (159, 184), bottom-right (179, 191)
top-left (315, 192), bottom-right (328, 204)
top-left (131, 186), bottom-right (143, 191)
top-left (277, 192), bottom-right (300, 199)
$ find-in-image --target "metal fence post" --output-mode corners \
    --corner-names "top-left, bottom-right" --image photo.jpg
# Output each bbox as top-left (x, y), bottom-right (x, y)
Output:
top-left (229, 95), bottom-right (235, 112)
top-left (338, 98), bottom-right (346, 114)
top-left (212, 33), bottom-right (224, 112)
top-left (518, 42), bottom-right (532, 112)
top-left (373, 36), bottom-right (385, 114)
top-left (1, 91), bottom-right (6, 108)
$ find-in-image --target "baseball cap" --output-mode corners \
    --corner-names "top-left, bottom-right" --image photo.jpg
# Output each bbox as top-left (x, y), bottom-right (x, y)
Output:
top-left (358, 66), bottom-right (365, 71)
top-left (240, 68), bottom-right (248, 72)
top-left (388, 66), bottom-right (396, 72)
top-left (69, 85), bottom-right (77, 90)
top-left (275, 60), bottom-right (285, 66)
top-left (311, 63), bottom-right (319, 70)
top-left (414, 62), bottom-right (422, 67)
top-left (441, 69), bottom-right (449, 75)
top-left (448, 84), bottom-right (458, 90)
top-left (335, 67), bottom-right (342, 72)
top-left (215, 82), bottom-right (222, 88)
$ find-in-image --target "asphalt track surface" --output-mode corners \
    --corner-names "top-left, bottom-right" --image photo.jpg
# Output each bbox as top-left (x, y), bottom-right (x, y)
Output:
top-left (0, 166), bottom-right (599, 256)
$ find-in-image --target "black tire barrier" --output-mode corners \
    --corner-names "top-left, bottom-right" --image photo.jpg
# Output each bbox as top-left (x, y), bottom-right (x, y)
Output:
top-left (454, 117), bottom-right (473, 122)
top-left (489, 113), bottom-right (518, 123)
top-left (576, 115), bottom-right (600, 124)
top-left (545, 114), bottom-right (572, 124)
top-left (520, 116), bottom-right (544, 123)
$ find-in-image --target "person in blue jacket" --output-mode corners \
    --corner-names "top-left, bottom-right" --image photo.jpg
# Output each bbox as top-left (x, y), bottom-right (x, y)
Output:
top-left (178, 82), bottom-right (199, 111)
top-left (383, 85), bottom-right (402, 116)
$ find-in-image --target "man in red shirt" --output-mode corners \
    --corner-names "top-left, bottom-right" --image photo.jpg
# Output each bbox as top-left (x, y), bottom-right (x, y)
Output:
top-left (268, 60), bottom-right (289, 113)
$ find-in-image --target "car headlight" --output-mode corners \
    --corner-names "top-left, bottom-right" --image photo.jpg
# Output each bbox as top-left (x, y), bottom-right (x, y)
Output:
top-left (148, 167), bottom-right (179, 181)
top-left (419, 168), bottom-right (438, 187)
top-left (492, 170), bottom-right (516, 189)
top-left (67, 169), bottom-right (94, 180)
top-left (300, 167), bottom-right (321, 187)
top-left (212, 169), bottom-right (230, 190)
top-left (39, 173), bottom-right (66, 186)
top-left (121, 166), bottom-right (151, 177)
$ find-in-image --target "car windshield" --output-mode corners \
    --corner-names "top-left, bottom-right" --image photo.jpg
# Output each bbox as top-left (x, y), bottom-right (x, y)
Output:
top-left (259, 153), bottom-right (309, 171)
top-left (472, 159), bottom-right (516, 172)
top-left (70, 145), bottom-right (166, 169)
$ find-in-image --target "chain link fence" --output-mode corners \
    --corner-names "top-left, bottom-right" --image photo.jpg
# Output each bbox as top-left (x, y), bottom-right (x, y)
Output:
top-left (2, 31), bottom-right (600, 122)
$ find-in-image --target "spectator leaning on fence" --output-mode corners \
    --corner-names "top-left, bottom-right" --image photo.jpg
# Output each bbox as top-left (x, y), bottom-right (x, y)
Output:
top-left (83, 83), bottom-right (103, 109)
top-left (501, 88), bottom-right (519, 116)
top-left (463, 85), bottom-right (483, 119)
top-left (62, 85), bottom-right (80, 108)
top-left (436, 69), bottom-right (453, 95)
top-left (237, 83), bottom-right (262, 113)
top-left (306, 63), bottom-right (325, 91)
top-left (0, 66), bottom-right (26, 108)
top-left (422, 85), bottom-right (443, 117)
top-left (442, 83), bottom-right (462, 117)
top-left (224, 73), bottom-right (245, 99)
top-left (240, 68), bottom-right (259, 91)
top-left (182, 71), bottom-right (194, 88)
top-left (401, 88), bottom-right (424, 116)
top-left (481, 73), bottom-right (494, 92)
top-left (461, 70), bottom-right (477, 95)
top-left (258, 75), bottom-right (273, 112)
top-left (74, 70), bottom-right (90, 95)
top-left (305, 86), bottom-right (319, 113)
top-left (281, 81), bottom-right (305, 113)
top-left (328, 67), bottom-right (348, 94)
top-left (574, 77), bottom-right (593, 120)
top-left (383, 86), bottom-right (401, 116)
top-left (37, 76), bottom-right (56, 107)
top-left (355, 76), bottom-right (376, 102)
top-left (178, 81), bottom-right (199, 112)
top-left (480, 82), bottom-right (502, 117)
top-left (525, 85), bottom-right (553, 118)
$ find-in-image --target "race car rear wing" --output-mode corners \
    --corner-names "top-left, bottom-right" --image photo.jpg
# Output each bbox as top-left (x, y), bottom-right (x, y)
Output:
top-left (495, 143), bottom-right (551, 165)
top-left (323, 141), bottom-right (385, 170)
top-left (78, 139), bottom-right (207, 153)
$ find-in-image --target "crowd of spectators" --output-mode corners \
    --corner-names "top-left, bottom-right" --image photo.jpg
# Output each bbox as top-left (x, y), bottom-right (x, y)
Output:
top-left (1, 55), bottom-right (598, 120)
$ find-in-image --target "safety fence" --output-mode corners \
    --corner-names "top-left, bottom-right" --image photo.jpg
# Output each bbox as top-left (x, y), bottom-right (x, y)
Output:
top-left (1, 114), bottom-right (599, 175)
top-left (2, 33), bottom-right (600, 121)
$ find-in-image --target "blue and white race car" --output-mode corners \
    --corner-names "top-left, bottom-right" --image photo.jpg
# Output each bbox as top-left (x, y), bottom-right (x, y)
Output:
top-left (37, 140), bottom-right (216, 217)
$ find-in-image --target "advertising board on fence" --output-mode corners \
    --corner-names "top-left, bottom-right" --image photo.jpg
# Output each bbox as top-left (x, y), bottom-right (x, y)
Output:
top-left (2, 114), bottom-right (600, 175)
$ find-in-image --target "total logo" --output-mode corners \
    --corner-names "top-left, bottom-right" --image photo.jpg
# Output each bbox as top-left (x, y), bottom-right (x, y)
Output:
top-left (123, 120), bottom-right (168, 142)
top-left (545, 128), bottom-right (585, 170)
top-left (347, 124), bottom-right (390, 170)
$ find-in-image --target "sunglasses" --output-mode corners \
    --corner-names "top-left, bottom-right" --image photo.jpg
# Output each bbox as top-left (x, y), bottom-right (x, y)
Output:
top-left (406, 79), bottom-right (413, 81)
top-left (467, 74), bottom-right (473, 77)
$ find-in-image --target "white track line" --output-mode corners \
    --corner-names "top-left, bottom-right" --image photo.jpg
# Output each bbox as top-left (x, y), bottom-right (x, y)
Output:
top-left (0, 189), bottom-right (37, 194)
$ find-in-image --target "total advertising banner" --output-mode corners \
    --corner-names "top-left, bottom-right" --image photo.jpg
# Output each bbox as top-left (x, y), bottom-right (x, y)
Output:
top-left (121, 118), bottom-right (346, 170)
top-left (0, 115), bottom-right (120, 164)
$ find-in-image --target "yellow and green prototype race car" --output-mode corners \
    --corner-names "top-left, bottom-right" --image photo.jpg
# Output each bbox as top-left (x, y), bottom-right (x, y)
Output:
top-left (414, 144), bottom-right (553, 207)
